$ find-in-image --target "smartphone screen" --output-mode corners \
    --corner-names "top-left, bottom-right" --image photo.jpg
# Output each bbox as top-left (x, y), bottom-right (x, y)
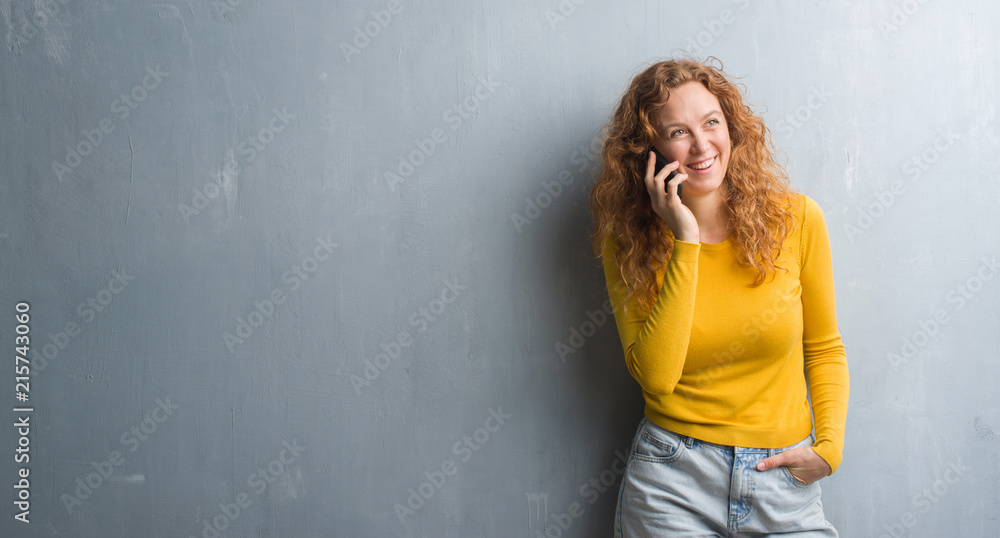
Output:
top-left (649, 149), bottom-right (681, 198)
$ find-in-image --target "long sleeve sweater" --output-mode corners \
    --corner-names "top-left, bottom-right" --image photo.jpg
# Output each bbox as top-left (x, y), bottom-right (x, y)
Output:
top-left (602, 192), bottom-right (849, 474)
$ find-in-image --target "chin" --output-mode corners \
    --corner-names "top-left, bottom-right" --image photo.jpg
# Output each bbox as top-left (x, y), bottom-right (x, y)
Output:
top-left (685, 179), bottom-right (725, 196)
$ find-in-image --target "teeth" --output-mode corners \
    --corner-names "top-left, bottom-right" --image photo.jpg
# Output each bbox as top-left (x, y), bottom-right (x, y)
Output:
top-left (689, 157), bottom-right (715, 170)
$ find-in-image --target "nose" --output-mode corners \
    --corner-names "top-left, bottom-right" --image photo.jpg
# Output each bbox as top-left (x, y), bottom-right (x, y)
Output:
top-left (690, 130), bottom-right (708, 154)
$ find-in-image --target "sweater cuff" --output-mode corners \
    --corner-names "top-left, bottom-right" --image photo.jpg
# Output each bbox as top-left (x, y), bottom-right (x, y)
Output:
top-left (671, 240), bottom-right (701, 262)
top-left (810, 440), bottom-right (843, 476)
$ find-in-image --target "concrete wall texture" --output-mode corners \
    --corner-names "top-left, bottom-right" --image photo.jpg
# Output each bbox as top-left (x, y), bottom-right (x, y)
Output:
top-left (1, 0), bottom-right (998, 536)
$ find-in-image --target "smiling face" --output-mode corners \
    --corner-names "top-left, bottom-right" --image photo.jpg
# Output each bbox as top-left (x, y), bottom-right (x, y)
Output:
top-left (651, 81), bottom-right (732, 198)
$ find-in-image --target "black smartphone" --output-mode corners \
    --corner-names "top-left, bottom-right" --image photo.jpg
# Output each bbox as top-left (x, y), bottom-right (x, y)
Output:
top-left (649, 149), bottom-right (681, 198)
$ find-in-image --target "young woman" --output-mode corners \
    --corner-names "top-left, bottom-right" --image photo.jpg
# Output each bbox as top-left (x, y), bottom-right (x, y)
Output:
top-left (589, 57), bottom-right (849, 536)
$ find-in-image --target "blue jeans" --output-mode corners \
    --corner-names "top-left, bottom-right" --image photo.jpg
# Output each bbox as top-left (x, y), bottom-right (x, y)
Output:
top-left (614, 417), bottom-right (838, 537)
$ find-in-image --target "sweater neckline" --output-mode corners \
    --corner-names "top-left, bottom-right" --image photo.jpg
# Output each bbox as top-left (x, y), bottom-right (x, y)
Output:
top-left (697, 234), bottom-right (735, 251)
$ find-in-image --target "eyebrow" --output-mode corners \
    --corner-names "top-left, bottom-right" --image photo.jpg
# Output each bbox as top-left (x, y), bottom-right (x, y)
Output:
top-left (662, 110), bottom-right (723, 130)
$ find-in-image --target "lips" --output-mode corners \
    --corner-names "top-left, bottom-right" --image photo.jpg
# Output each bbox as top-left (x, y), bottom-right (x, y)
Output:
top-left (688, 156), bottom-right (716, 170)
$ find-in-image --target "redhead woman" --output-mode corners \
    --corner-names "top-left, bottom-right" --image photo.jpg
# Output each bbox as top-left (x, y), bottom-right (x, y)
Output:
top-left (589, 57), bottom-right (849, 536)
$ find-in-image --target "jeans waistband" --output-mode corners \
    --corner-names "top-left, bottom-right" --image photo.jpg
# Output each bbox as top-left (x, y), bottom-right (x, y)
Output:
top-left (640, 417), bottom-right (812, 457)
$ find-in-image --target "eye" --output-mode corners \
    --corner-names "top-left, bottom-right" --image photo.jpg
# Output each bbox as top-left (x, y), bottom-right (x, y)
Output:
top-left (669, 128), bottom-right (686, 138)
top-left (707, 118), bottom-right (720, 126)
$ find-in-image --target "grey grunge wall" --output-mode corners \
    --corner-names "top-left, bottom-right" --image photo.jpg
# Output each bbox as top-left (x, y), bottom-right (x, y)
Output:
top-left (1, 0), bottom-right (998, 536)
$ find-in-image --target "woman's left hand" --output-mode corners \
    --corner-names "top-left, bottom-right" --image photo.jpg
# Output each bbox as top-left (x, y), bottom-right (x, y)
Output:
top-left (755, 447), bottom-right (832, 485)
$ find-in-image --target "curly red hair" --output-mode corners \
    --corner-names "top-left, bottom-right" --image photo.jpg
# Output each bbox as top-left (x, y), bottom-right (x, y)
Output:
top-left (589, 57), bottom-right (800, 314)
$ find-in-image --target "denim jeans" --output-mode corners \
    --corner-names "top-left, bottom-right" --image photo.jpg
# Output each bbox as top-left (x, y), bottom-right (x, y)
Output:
top-left (614, 417), bottom-right (838, 537)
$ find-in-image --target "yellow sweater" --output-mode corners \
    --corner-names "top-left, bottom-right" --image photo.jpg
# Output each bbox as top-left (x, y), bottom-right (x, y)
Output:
top-left (602, 193), bottom-right (849, 474)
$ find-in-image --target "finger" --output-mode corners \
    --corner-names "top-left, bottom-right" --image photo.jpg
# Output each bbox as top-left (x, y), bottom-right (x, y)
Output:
top-left (654, 158), bottom-right (680, 181)
top-left (666, 171), bottom-right (688, 199)
top-left (644, 151), bottom-right (657, 195)
top-left (662, 170), bottom-right (677, 193)
top-left (653, 158), bottom-right (680, 196)
top-left (756, 454), bottom-right (786, 471)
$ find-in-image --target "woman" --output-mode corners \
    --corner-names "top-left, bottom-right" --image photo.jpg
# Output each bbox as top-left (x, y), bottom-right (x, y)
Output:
top-left (589, 57), bottom-right (849, 536)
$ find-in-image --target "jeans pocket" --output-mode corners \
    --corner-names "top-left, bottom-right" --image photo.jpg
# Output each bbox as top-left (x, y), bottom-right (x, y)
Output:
top-left (632, 421), bottom-right (685, 464)
top-left (780, 465), bottom-right (810, 488)
top-left (777, 433), bottom-right (814, 488)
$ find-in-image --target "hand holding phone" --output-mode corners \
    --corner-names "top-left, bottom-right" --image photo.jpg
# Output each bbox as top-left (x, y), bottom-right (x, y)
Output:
top-left (649, 148), bottom-right (681, 199)
top-left (644, 148), bottom-right (698, 241)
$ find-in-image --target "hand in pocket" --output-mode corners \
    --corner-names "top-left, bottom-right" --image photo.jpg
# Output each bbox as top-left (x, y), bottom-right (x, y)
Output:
top-left (755, 446), bottom-right (831, 485)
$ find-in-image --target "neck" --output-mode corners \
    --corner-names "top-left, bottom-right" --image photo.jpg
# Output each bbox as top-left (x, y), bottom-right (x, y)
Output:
top-left (683, 190), bottom-right (731, 241)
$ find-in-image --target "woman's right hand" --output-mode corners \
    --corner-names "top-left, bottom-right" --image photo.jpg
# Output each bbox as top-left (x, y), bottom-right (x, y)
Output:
top-left (644, 151), bottom-right (700, 243)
